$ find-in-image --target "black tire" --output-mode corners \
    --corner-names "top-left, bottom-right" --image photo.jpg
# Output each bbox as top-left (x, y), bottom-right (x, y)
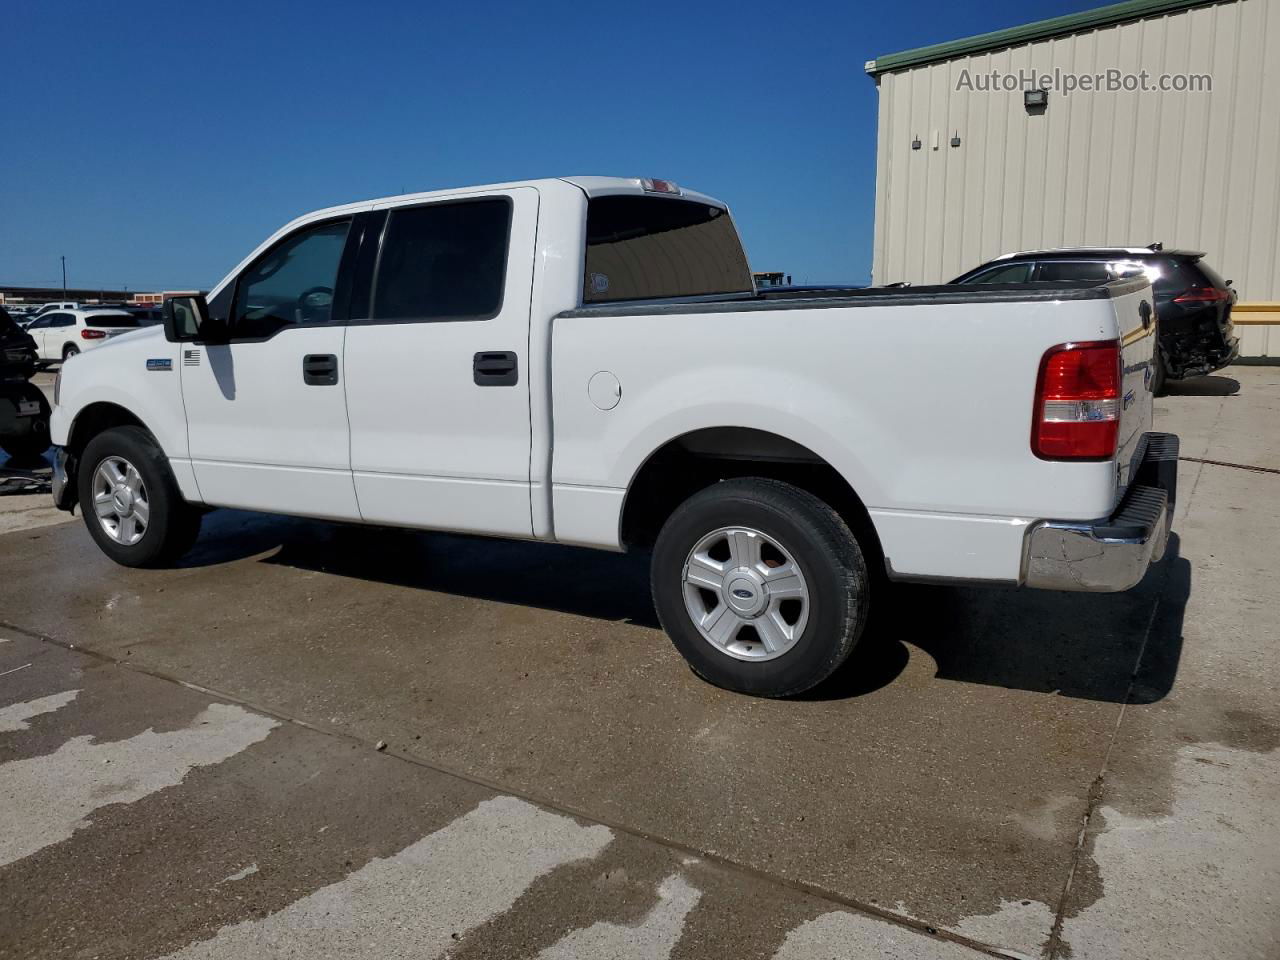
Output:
top-left (1, 421), bottom-right (50, 462)
top-left (651, 478), bottom-right (870, 697)
top-left (63, 344), bottom-right (80, 360)
top-left (1151, 350), bottom-right (1167, 396)
top-left (77, 426), bottom-right (202, 567)
top-left (1, 436), bottom-right (49, 462)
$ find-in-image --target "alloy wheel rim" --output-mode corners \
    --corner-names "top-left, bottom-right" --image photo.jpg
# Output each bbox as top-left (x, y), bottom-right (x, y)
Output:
top-left (92, 456), bottom-right (149, 546)
top-left (681, 526), bottom-right (809, 661)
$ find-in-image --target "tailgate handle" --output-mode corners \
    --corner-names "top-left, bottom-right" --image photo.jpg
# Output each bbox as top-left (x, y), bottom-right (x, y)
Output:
top-left (1139, 300), bottom-right (1153, 329)
top-left (473, 351), bottom-right (518, 386)
top-left (302, 353), bottom-right (339, 386)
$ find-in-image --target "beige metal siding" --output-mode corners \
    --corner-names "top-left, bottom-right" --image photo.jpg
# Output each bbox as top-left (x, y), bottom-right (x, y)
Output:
top-left (871, 0), bottom-right (1280, 356)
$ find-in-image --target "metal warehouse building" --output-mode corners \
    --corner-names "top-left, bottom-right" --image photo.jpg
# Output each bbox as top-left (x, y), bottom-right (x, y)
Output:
top-left (866, 0), bottom-right (1279, 357)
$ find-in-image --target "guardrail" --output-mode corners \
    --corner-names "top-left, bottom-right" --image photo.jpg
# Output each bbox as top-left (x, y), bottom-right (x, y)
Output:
top-left (1233, 302), bottom-right (1279, 361)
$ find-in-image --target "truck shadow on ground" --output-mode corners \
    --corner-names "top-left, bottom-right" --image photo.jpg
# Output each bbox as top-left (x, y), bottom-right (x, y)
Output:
top-left (1163, 374), bottom-right (1240, 396)
top-left (807, 534), bottom-right (1188, 704)
top-left (204, 508), bottom-right (1189, 707)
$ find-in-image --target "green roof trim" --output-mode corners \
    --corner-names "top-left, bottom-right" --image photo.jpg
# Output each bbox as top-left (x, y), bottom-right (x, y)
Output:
top-left (865, 0), bottom-right (1225, 75)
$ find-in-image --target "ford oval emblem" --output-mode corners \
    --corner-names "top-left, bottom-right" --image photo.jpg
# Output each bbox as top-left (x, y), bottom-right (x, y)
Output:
top-left (732, 588), bottom-right (754, 600)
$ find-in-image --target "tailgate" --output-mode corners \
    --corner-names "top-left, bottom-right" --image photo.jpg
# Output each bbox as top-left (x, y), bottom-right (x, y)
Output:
top-left (1113, 285), bottom-right (1157, 494)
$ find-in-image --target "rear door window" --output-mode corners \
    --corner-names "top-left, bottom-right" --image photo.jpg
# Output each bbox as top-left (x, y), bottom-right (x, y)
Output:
top-left (1036, 261), bottom-right (1113, 282)
top-left (583, 196), bottom-right (753, 303)
top-left (958, 262), bottom-right (1034, 283)
top-left (370, 198), bottom-right (511, 322)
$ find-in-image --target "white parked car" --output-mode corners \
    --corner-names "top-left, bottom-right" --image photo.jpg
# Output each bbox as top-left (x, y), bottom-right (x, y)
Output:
top-left (49, 176), bottom-right (1178, 696)
top-left (25, 308), bottom-right (142, 365)
top-left (32, 301), bottom-right (80, 316)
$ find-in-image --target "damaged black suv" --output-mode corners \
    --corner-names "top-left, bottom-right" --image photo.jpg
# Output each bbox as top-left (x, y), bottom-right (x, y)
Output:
top-left (951, 245), bottom-right (1239, 392)
top-left (1, 305), bottom-right (51, 461)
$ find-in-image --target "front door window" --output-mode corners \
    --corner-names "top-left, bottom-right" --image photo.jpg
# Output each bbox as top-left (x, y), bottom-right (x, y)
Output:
top-left (231, 219), bottom-right (351, 340)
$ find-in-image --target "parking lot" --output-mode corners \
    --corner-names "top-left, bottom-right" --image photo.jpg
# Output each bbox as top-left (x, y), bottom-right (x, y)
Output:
top-left (2, 366), bottom-right (1278, 959)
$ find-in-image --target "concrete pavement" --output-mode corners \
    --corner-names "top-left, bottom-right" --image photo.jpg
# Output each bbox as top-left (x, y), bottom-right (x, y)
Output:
top-left (1, 367), bottom-right (1277, 958)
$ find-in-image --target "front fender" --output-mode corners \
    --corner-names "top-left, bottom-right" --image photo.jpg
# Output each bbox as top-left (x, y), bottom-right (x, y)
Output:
top-left (52, 333), bottom-right (186, 458)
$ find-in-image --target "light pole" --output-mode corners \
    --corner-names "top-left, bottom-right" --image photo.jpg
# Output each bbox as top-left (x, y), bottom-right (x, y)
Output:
top-left (61, 256), bottom-right (67, 300)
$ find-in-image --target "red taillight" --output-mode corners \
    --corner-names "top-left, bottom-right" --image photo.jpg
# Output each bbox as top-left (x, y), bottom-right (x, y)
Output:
top-left (80, 329), bottom-right (107, 340)
top-left (1173, 286), bottom-right (1229, 303)
top-left (1032, 340), bottom-right (1121, 461)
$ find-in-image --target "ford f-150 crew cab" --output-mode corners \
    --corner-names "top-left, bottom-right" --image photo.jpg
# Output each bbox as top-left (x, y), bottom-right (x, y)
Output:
top-left (49, 176), bottom-right (1178, 697)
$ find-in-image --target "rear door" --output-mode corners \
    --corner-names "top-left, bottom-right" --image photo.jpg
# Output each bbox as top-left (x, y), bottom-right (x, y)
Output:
top-left (342, 187), bottom-right (538, 536)
top-left (25, 315), bottom-right (53, 359)
top-left (42, 313), bottom-right (75, 359)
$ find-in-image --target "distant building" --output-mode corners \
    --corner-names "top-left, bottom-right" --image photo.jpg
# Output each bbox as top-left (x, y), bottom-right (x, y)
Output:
top-left (866, 0), bottom-right (1279, 357)
top-left (0, 285), bottom-right (200, 306)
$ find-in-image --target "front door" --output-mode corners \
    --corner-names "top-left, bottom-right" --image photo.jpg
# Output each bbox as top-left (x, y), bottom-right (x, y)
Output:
top-left (24, 315), bottom-right (52, 359)
top-left (343, 188), bottom-right (537, 536)
top-left (181, 216), bottom-right (362, 520)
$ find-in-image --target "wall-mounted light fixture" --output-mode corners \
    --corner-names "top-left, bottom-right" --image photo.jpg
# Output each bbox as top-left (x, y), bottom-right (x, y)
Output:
top-left (1024, 88), bottom-right (1048, 111)
top-left (911, 135), bottom-right (922, 150)
top-left (950, 131), bottom-right (961, 147)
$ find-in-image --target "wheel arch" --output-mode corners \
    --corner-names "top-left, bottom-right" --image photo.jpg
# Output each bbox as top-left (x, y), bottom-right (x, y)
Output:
top-left (618, 426), bottom-right (883, 564)
top-left (65, 402), bottom-right (157, 460)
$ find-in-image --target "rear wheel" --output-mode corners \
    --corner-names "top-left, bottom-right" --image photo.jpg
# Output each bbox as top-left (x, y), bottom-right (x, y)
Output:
top-left (1151, 350), bottom-right (1167, 396)
top-left (62, 343), bottom-right (80, 361)
top-left (77, 426), bottom-right (202, 567)
top-left (651, 478), bottom-right (870, 697)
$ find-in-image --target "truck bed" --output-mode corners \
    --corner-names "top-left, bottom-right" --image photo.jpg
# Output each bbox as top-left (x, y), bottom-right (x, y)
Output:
top-left (549, 277), bottom-right (1156, 584)
top-left (558, 278), bottom-right (1151, 318)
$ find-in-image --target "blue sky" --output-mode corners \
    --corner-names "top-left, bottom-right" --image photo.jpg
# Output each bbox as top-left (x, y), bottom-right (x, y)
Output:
top-left (3, 0), bottom-right (1101, 291)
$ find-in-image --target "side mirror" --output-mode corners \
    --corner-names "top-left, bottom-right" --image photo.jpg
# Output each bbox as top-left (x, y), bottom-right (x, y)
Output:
top-left (162, 295), bottom-right (221, 343)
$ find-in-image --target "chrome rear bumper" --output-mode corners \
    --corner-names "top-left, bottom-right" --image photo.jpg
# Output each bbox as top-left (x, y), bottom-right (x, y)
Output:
top-left (1023, 433), bottom-right (1179, 592)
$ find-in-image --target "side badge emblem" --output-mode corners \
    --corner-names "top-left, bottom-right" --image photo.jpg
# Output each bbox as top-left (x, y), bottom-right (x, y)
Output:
top-left (146, 358), bottom-right (172, 371)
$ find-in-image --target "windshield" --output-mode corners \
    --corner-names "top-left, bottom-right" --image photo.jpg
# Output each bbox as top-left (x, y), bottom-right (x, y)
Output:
top-left (583, 196), bottom-right (752, 303)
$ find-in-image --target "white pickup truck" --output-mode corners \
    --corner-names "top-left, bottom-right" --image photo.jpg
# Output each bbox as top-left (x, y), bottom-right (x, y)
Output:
top-left (50, 176), bottom-right (1178, 696)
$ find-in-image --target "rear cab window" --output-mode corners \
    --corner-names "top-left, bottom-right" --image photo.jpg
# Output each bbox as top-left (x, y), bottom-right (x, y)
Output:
top-left (583, 196), bottom-right (753, 304)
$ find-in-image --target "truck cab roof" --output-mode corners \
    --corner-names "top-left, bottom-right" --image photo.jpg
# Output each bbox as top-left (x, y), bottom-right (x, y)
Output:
top-left (292, 176), bottom-right (727, 225)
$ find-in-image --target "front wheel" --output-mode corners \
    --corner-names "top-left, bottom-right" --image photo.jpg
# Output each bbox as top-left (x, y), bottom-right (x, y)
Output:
top-left (77, 426), bottom-right (202, 567)
top-left (651, 478), bottom-right (871, 697)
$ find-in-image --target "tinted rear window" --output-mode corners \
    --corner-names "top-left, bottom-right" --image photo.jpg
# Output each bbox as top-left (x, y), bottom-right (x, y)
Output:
top-left (1187, 259), bottom-right (1229, 289)
top-left (86, 313), bottom-right (139, 328)
top-left (583, 196), bottom-right (752, 303)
